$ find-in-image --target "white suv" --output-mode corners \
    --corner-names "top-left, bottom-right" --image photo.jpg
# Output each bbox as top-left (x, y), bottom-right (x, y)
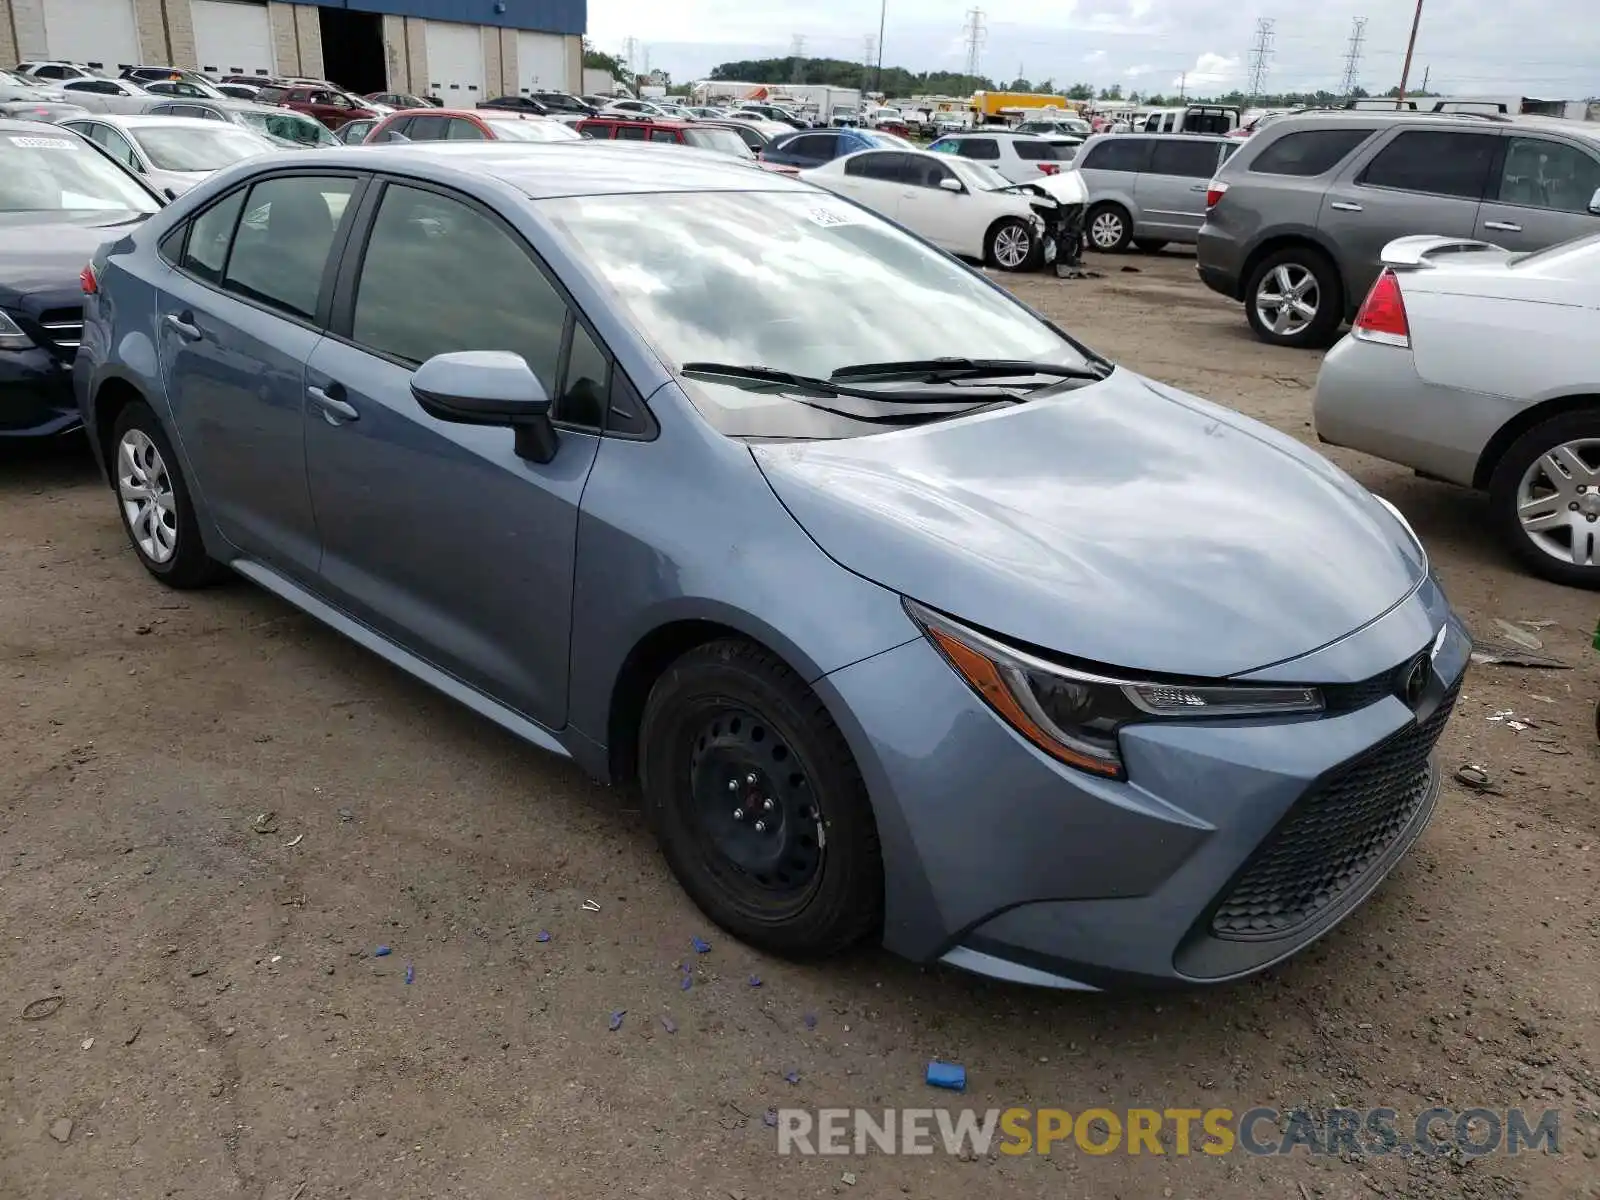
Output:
top-left (926, 131), bottom-right (1076, 184)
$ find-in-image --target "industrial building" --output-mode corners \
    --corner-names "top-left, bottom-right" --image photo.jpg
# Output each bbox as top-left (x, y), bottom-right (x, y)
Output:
top-left (0, 0), bottom-right (585, 102)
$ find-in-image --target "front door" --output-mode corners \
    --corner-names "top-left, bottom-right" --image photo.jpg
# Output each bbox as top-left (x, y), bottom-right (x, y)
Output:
top-left (1475, 132), bottom-right (1600, 252)
top-left (155, 172), bottom-right (362, 580)
top-left (303, 180), bottom-right (603, 727)
top-left (896, 155), bottom-right (973, 253)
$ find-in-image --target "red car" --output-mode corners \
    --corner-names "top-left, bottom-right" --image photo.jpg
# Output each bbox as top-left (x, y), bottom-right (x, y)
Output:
top-left (365, 107), bottom-right (581, 143)
top-left (254, 83), bottom-right (378, 131)
top-left (575, 116), bottom-right (798, 172)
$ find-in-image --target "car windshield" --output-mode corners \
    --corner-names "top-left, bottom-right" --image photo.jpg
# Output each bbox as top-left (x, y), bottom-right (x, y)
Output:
top-left (484, 117), bottom-right (580, 142)
top-left (0, 130), bottom-right (161, 213)
top-left (0, 69), bottom-right (47, 88)
top-left (542, 190), bottom-right (1088, 440)
top-left (682, 127), bottom-right (754, 158)
top-left (237, 109), bottom-right (337, 146)
top-left (132, 125), bottom-right (271, 171)
top-left (948, 157), bottom-right (1013, 191)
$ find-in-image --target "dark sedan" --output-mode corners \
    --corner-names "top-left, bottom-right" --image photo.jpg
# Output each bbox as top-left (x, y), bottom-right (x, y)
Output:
top-left (479, 95), bottom-right (549, 114)
top-left (0, 120), bottom-right (163, 437)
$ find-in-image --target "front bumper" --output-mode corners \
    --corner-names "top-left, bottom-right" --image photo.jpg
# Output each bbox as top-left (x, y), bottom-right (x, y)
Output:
top-left (817, 578), bottom-right (1469, 988)
top-left (1, 345), bottom-right (81, 438)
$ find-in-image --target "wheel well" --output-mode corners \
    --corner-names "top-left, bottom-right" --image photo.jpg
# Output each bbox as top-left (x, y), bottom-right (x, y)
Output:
top-left (91, 378), bottom-right (146, 479)
top-left (1239, 236), bottom-right (1341, 309)
top-left (606, 620), bottom-right (765, 785)
top-left (1472, 394), bottom-right (1600, 489)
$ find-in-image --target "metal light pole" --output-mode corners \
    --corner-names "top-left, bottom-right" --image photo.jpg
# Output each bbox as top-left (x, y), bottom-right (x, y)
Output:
top-left (1395, 0), bottom-right (1425, 108)
top-left (873, 0), bottom-right (886, 97)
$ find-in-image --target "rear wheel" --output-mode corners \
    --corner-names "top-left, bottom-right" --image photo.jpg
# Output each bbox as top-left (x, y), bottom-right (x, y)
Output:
top-left (639, 639), bottom-right (884, 958)
top-left (110, 401), bottom-right (226, 589)
top-left (1086, 203), bottom-right (1132, 252)
top-left (1488, 411), bottom-right (1600, 589)
top-left (1244, 247), bottom-right (1343, 348)
top-left (987, 218), bottom-right (1039, 272)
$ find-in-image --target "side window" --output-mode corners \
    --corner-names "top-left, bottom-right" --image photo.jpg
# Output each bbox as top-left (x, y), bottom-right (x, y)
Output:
top-left (927, 138), bottom-right (957, 155)
top-left (1496, 137), bottom-right (1600, 213)
top-left (957, 139), bottom-right (999, 161)
top-left (98, 127), bottom-right (140, 170)
top-left (223, 176), bottom-right (357, 319)
top-left (446, 118), bottom-right (486, 140)
top-left (1012, 141), bottom-right (1059, 162)
top-left (845, 151), bottom-right (905, 181)
top-left (1078, 138), bottom-right (1152, 173)
top-left (614, 124), bottom-right (647, 140)
top-left (405, 116), bottom-right (447, 140)
top-left (1249, 128), bottom-right (1374, 176)
top-left (1360, 131), bottom-right (1499, 199)
top-left (649, 128), bottom-right (678, 143)
top-left (350, 184), bottom-right (565, 391)
top-left (559, 321), bottom-right (609, 428)
top-left (181, 189), bottom-right (246, 282)
top-left (1149, 139), bottom-right (1223, 178)
top-left (905, 156), bottom-right (955, 190)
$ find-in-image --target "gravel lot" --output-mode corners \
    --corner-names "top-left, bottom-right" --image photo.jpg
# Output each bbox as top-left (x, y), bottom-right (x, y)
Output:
top-left (2, 249), bottom-right (1596, 1200)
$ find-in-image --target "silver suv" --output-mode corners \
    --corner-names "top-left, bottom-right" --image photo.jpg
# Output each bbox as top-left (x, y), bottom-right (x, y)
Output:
top-left (1073, 133), bottom-right (1239, 252)
top-left (1197, 111), bottom-right (1600, 347)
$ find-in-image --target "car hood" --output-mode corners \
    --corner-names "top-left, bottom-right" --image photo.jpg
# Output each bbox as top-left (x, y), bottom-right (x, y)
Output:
top-left (0, 212), bottom-right (148, 301)
top-left (751, 369), bottom-right (1427, 678)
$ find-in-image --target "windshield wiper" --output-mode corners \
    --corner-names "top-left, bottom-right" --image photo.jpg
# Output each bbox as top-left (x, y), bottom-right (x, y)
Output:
top-left (829, 357), bottom-right (1109, 383)
top-left (680, 362), bottom-right (1000, 404)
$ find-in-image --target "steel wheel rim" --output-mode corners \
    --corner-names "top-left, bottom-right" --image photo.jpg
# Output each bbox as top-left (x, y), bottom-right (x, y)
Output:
top-left (994, 224), bottom-right (1030, 267)
top-left (1089, 211), bottom-right (1123, 248)
top-left (686, 703), bottom-right (825, 913)
top-left (1254, 263), bottom-right (1320, 337)
top-left (116, 430), bottom-right (178, 564)
top-left (1515, 437), bottom-right (1600, 567)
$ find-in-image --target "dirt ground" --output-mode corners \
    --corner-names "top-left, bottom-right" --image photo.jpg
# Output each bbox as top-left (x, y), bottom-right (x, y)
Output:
top-left (2, 249), bottom-right (1596, 1200)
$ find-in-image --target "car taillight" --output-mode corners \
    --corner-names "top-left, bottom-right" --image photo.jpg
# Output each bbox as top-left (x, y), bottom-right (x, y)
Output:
top-left (1037, 162), bottom-right (1060, 175)
top-left (1205, 179), bottom-right (1229, 209)
top-left (80, 263), bottom-right (98, 294)
top-left (1353, 269), bottom-right (1410, 347)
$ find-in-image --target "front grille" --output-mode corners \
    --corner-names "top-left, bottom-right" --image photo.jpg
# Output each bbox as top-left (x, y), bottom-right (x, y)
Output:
top-left (36, 306), bottom-right (84, 356)
top-left (1210, 679), bottom-right (1460, 940)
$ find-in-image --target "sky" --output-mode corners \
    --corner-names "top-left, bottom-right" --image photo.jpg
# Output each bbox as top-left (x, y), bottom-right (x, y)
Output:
top-left (586, 0), bottom-right (1599, 99)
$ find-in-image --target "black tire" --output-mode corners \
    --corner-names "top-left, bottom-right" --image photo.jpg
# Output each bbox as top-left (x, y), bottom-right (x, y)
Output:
top-left (986, 218), bottom-right (1040, 272)
top-left (1486, 410), bottom-right (1600, 590)
top-left (1085, 203), bottom-right (1132, 253)
top-left (639, 638), bottom-right (884, 959)
top-left (109, 401), bottom-right (226, 589)
top-left (1133, 238), bottom-right (1169, 253)
top-left (1243, 246), bottom-right (1343, 348)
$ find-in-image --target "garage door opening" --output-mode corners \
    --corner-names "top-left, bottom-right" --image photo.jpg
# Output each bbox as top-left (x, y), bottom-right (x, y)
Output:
top-left (318, 7), bottom-right (386, 95)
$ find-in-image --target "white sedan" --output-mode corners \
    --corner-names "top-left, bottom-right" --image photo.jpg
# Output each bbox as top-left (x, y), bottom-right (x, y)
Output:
top-left (801, 148), bottom-right (1076, 271)
top-left (57, 114), bottom-right (276, 198)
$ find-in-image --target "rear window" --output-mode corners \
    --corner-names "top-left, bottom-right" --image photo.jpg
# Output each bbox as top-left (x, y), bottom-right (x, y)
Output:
top-left (1249, 128), bottom-right (1374, 176)
top-left (1012, 141), bottom-right (1060, 161)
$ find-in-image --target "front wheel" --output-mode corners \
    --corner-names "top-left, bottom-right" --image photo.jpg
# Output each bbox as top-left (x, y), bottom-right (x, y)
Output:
top-left (1487, 411), bottom-right (1600, 589)
top-left (639, 639), bottom-right (884, 958)
top-left (987, 218), bottom-right (1039, 272)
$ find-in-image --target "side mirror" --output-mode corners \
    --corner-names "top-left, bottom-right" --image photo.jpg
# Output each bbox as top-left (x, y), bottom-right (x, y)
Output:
top-left (1590, 186), bottom-right (1600, 215)
top-left (411, 350), bottom-right (558, 463)
top-left (939, 176), bottom-right (963, 192)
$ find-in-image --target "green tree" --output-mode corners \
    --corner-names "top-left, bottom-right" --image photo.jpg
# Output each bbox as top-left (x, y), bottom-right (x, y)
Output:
top-left (707, 56), bottom-right (992, 97)
top-left (1008, 77), bottom-right (1033, 92)
top-left (1066, 82), bottom-right (1094, 100)
top-left (582, 39), bottom-right (630, 86)
top-left (1098, 83), bottom-right (1123, 101)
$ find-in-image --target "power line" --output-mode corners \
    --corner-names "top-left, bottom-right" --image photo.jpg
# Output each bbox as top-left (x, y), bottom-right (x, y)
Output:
top-left (962, 8), bottom-right (986, 83)
top-left (1339, 16), bottom-right (1367, 98)
top-left (1245, 17), bottom-right (1275, 104)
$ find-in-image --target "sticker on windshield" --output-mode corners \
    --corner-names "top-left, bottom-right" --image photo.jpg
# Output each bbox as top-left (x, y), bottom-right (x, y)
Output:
top-left (805, 205), bottom-right (857, 228)
top-left (8, 135), bottom-right (76, 150)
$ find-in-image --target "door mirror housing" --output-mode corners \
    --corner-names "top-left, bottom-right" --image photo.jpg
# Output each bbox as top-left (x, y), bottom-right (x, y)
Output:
top-left (939, 176), bottom-right (963, 192)
top-left (411, 351), bottom-right (559, 463)
top-left (1589, 186), bottom-right (1600, 215)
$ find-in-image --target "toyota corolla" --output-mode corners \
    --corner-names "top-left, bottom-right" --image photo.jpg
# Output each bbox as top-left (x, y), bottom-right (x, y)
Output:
top-left (74, 142), bottom-right (1468, 988)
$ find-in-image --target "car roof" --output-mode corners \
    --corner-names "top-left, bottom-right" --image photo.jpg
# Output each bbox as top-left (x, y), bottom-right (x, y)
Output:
top-left (583, 115), bottom-right (692, 129)
top-left (65, 113), bottom-right (243, 129)
top-left (1261, 108), bottom-right (1600, 143)
top-left (1090, 131), bottom-right (1234, 142)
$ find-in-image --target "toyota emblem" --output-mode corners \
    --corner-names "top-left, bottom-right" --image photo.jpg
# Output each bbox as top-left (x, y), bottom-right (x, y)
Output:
top-left (1401, 656), bottom-right (1429, 708)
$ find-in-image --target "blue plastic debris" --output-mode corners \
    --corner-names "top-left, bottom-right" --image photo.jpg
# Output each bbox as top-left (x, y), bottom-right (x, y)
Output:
top-left (926, 1061), bottom-right (966, 1091)
top-left (404, 963), bottom-right (414, 985)
top-left (691, 937), bottom-right (711, 954)
top-left (763, 1109), bottom-right (779, 1128)
top-left (784, 1070), bottom-right (800, 1085)
top-left (535, 931), bottom-right (551, 943)
top-left (661, 1015), bottom-right (677, 1034)
top-left (374, 945), bottom-right (391, 957)
top-left (803, 1013), bottom-right (818, 1030)
top-left (608, 1010), bottom-right (626, 1032)
top-left (748, 975), bottom-right (762, 988)
top-left (680, 972), bottom-right (693, 991)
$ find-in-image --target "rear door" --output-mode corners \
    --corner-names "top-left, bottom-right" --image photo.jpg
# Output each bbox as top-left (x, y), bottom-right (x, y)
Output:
top-left (768, 132), bottom-right (839, 168)
top-left (1476, 132), bottom-right (1600, 252)
top-left (1134, 139), bottom-right (1224, 240)
top-left (1318, 127), bottom-right (1499, 303)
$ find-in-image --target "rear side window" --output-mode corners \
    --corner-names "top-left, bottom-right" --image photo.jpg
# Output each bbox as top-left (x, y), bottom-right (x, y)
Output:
top-left (1148, 140), bottom-right (1221, 177)
top-left (844, 151), bottom-right (908, 181)
top-left (1249, 128), bottom-right (1374, 176)
top-left (1013, 141), bottom-right (1059, 161)
top-left (649, 128), bottom-right (678, 143)
top-left (614, 124), bottom-right (647, 141)
top-left (182, 189), bottom-right (246, 282)
top-left (1078, 138), bottom-right (1152, 173)
top-left (224, 176), bottom-right (357, 319)
top-left (445, 118), bottom-right (485, 140)
top-left (956, 138), bottom-right (999, 161)
top-left (405, 116), bottom-right (448, 140)
top-left (1495, 136), bottom-right (1600, 213)
top-left (256, 86), bottom-right (287, 103)
top-left (1360, 130), bottom-right (1499, 199)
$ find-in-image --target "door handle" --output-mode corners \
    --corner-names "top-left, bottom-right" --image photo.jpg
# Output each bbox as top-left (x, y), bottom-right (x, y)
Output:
top-left (1483, 220), bottom-right (1522, 232)
top-left (1329, 201), bottom-right (1363, 212)
top-left (1189, 184), bottom-right (1208, 192)
top-left (164, 312), bottom-right (202, 341)
top-left (307, 384), bottom-right (358, 423)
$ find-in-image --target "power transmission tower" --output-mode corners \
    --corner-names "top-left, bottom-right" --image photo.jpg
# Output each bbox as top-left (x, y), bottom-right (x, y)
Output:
top-left (1339, 17), bottom-right (1367, 98)
top-left (962, 8), bottom-right (986, 84)
top-left (621, 36), bottom-right (638, 82)
top-left (1179, 71), bottom-right (1187, 100)
top-left (860, 36), bottom-right (875, 90)
top-left (1244, 17), bottom-right (1275, 105)
top-left (790, 35), bottom-right (807, 84)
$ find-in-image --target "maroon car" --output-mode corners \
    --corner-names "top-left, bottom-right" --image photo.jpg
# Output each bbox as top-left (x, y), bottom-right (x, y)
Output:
top-left (255, 83), bottom-right (377, 130)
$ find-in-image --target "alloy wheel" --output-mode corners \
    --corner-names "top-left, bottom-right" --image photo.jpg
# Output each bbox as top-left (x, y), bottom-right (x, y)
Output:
top-left (1254, 263), bottom-right (1320, 338)
top-left (117, 429), bottom-right (178, 564)
top-left (993, 224), bottom-right (1032, 269)
top-left (1089, 210), bottom-right (1124, 249)
top-left (1516, 437), bottom-right (1600, 567)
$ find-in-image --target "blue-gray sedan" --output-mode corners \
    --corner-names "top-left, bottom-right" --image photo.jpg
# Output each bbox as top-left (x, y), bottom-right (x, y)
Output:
top-left (74, 141), bottom-right (1469, 989)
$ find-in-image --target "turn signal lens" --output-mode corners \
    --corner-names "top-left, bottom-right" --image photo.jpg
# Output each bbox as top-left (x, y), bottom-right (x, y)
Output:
top-left (1037, 162), bottom-right (1061, 175)
top-left (80, 263), bottom-right (98, 294)
top-left (1205, 179), bottom-right (1229, 209)
top-left (1353, 269), bottom-right (1410, 348)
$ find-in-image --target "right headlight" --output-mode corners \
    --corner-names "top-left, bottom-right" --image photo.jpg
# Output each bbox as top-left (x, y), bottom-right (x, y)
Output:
top-left (905, 600), bottom-right (1324, 780)
top-left (0, 310), bottom-right (34, 351)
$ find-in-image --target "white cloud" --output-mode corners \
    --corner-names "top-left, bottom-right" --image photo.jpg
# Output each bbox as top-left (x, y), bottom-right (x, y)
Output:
top-left (1176, 52), bottom-right (1240, 90)
top-left (1083, 49), bottom-right (1107, 63)
top-left (1125, 64), bottom-right (1154, 78)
